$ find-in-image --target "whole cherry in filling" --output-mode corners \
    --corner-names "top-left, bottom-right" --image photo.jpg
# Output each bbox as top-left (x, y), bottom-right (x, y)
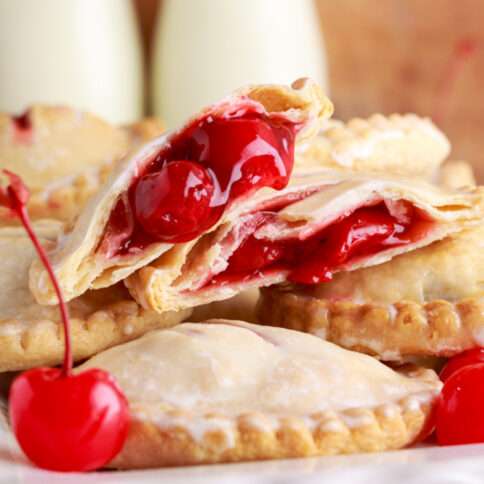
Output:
top-left (135, 160), bottom-right (214, 241)
top-left (2, 171), bottom-right (129, 472)
top-left (103, 107), bottom-right (298, 252)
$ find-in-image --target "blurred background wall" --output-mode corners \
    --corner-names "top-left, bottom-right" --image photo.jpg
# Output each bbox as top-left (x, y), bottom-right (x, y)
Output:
top-left (134, 0), bottom-right (484, 182)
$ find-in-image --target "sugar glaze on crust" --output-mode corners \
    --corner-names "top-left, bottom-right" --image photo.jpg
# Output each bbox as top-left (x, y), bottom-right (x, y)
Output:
top-left (0, 106), bottom-right (165, 224)
top-left (296, 114), bottom-right (450, 179)
top-left (78, 321), bottom-right (441, 468)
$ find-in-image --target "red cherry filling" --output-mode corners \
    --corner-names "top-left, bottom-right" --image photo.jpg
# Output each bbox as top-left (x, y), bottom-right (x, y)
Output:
top-left (0, 171), bottom-right (129, 472)
top-left (11, 110), bottom-right (33, 143)
top-left (134, 160), bottom-right (214, 242)
top-left (101, 107), bottom-right (298, 254)
top-left (289, 206), bottom-right (399, 284)
top-left (226, 236), bottom-right (285, 275)
top-left (11, 110), bottom-right (31, 131)
top-left (207, 202), bottom-right (423, 287)
top-left (440, 348), bottom-right (484, 382)
top-left (436, 363), bottom-right (484, 445)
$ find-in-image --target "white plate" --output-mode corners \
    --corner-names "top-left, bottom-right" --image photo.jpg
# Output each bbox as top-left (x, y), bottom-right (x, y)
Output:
top-left (2, 417), bottom-right (484, 484)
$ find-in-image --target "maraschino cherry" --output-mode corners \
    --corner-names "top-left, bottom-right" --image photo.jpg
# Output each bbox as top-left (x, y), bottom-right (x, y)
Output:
top-left (2, 170), bottom-right (129, 472)
top-left (439, 348), bottom-right (484, 382)
top-left (436, 363), bottom-right (484, 445)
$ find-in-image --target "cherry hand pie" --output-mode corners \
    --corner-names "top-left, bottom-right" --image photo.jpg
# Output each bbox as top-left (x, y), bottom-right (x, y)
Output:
top-left (29, 79), bottom-right (333, 306)
top-left (30, 156), bottom-right (484, 316)
top-left (438, 160), bottom-right (476, 190)
top-left (0, 106), bottom-right (165, 224)
top-left (258, 224), bottom-right (484, 362)
top-left (296, 114), bottom-right (450, 180)
top-left (0, 223), bottom-right (189, 372)
top-left (77, 320), bottom-right (441, 468)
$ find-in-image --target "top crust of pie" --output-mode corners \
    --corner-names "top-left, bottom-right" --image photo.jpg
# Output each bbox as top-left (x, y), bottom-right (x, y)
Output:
top-left (296, 114), bottom-right (450, 179)
top-left (78, 320), bottom-right (441, 468)
top-left (80, 320), bottom-right (441, 417)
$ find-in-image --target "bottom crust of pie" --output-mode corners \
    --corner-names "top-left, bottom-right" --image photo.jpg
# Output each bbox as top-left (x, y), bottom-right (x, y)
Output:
top-left (257, 287), bottom-right (484, 361)
top-left (110, 368), bottom-right (437, 469)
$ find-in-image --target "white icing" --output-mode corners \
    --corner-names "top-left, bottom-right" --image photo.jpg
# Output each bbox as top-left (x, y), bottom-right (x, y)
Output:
top-left (341, 412), bottom-right (374, 428)
top-left (244, 414), bottom-right (279, 433)
top-left (79, 321), bottom-right (440, 441)
top-left (35, 164), bottom-right (104, 202)
top-left (320, 419), bottom-right (346, 433)
top-left (338, 334), bottom-right (402, 362)
top-left (136, 410), bottom-right (237, 449)
top-left (473, 327), bottom-right (484, 346)
top-left (387, 305), bottom-right (398, 322)
top-left (332, 130), bottom-right (404, 168)
top-left (380, 403), bottom-right (399, 418)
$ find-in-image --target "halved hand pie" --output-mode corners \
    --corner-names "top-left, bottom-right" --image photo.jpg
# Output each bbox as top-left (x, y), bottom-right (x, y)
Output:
top-left (258, 225), bottom-right (484, 361)
top-left (0, 223), bottom-right (189, 372)
top-left (29, 79), bottom-right (333, 305)
top-left (296, 114), bottom-right (450, 180)
top-left (30, 160), bottom-right (484, 314)
top-left (77, 320), bottom-right (441, 468)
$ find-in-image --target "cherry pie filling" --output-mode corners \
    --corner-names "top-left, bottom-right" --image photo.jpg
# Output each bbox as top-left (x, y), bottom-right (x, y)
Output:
top-left (99, 105), bottom-right (300, 257)
top-left (11, 110), bottom-right (33, 143)
top-left (200, 200), bottom-right (434, 288)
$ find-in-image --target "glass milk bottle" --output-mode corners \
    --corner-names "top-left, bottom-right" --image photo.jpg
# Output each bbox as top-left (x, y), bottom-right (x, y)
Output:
top-left (0, 0), bottom-right (143, 124)
top-left (152, 0), bottom-right (328, 127)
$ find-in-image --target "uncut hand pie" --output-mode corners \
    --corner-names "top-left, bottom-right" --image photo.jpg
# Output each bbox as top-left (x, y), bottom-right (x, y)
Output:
top-left (258, 224), bottom-right (484, 362)
top-left (0, 223), bottom-right (189, 372)
top-left (0, 106), bottom-right (165, 224)
top-left (77, 320), bottom-right (441, 468)
top-left (0, 105), bottom-right (130, 223)
top-left (296, 114), bottom-right (450, 180)
top-left (29, 79), bottom-right (332, 306)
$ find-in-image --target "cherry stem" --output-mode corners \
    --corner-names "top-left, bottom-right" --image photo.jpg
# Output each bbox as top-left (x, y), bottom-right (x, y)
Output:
top-left (1, 171), bottom-right (72, 377)
top-left (16, 205), bottom-right (72, 376)
top-left (433, 37), bottom-right (477, 125)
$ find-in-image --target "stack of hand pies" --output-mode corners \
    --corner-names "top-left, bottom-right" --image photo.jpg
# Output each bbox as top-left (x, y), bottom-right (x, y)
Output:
top-left (1, 79), bottom-right (483, 469)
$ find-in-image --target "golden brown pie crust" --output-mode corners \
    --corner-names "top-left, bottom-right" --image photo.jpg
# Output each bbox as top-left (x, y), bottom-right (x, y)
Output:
top-left (258, 287), bottom-right (484, 362)
top-left (0, 286), bottom-right (190, 372)
top-left (296, 114), bottom-right (450, 179)
top-left (108, 363), bottom-right (438, 469)
top-left (0, 223), bottom-right (189, 372)
top-left (0, 106), bottom-right (165, 224)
